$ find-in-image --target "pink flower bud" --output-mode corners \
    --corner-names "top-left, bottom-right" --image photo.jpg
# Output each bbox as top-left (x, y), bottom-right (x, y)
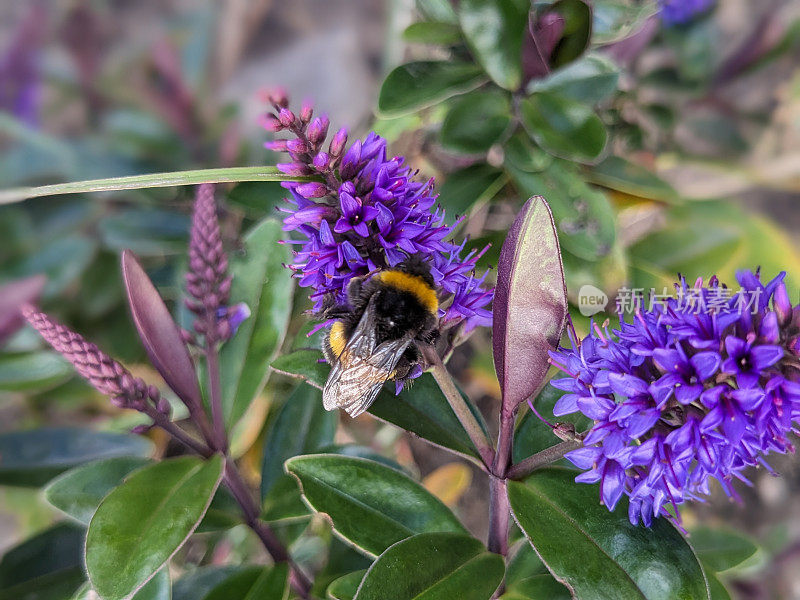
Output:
top-left (259, 113), bottom-right (283, 132)
top-left (313, 152), bottom-right (330, 170)
top-left (286, 138), bottom-right (308, 154)
top-left (264, 139), bottom-right (288, 152)
top-left (277, 162), bottom-right (312, 176)
top-left (300, 100), bottom-right (314, 123)
top-left (278, 108), bottom-right (296, 128)
top-left (329, 128), bottom-right (348, 157)
top-left (307, 116), bottom-right (330, 145)
top-left (295, 182), bottom-right (328, 198)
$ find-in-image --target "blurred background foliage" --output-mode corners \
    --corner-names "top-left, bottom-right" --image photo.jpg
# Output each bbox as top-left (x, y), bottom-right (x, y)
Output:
top-left (3, 0), bottom-right (800, 598)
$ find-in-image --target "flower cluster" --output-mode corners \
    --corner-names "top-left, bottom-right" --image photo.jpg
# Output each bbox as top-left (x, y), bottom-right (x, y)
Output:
top-left (185, 184), bottom-right (249, 344)
top-left (658, 0), bottom-right (714, 26)
top-left (260, 90), bottom-right (493, 332)
top-left (549, 270), bottom-right (800, 526)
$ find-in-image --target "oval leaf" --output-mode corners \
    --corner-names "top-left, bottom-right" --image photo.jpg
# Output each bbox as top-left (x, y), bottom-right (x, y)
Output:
top-left (220, 218), bottom-right (293, 426)
top-left (527, 54), bottom-right (620, 103)
top-left (689, 526), bottom-right (758, 573)
top-left (508, 468), bottom-right (710, 600)
top-left (0, 523), bottom-right (84, 590)
top-left (0, 351), bottom-right (72, 392)
top-left (0, 427), bottom-right (152, 487)
top-left (459, 0), bottom-right (526, 90)
top-left (121, 250), bottom-right (202, 408)
top-left (492, 197), bottom-right (567, 408)
top-left (44, 456), bottom-right (151, 525)
top-left (327, 570), bottom-right (366, 600)
top-left (519, 92), bottom-right (607, 162)
top-left (86, 455), bottom-right (224, 600)
top-left (378, 61), bottom-right (486, 117)
top-left (286, 454), bottom-right (466, 556)
top-left (354, 533), bottom-right (504, 600)
top-left (440, 90), bottom-right (512, 154)
top-left (501, 574), bottom-right (571, 600)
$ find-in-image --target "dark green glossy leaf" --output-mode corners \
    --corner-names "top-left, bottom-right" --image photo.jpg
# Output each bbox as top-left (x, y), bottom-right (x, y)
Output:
top-left (505, 542), bottom-right (546, 586)
top-left (202, 565), bottom-right (288, 600)
top-left (0, 569), bottom-right (83, 600)
top-left (0, 427), bottom-right (152, 487)
top-left (689, 527), bottom-right (758, 573)
top-left (260, 384), bottom-right (337, 521)
top-left (271, 350), bottom-right (486, 460)
top-left (501, 574), bottom-right (571, 600)
top-left (354, 533), bottom-right (504, 600)
top-left (44, 456), bottom-right (151, 524)
top-left (459, 0), bottom-right (526, 90)
top-left (587, 156), bottom-right (679, 203)
top-left (379, 62), bottom-right (486, 117)
top-left (519, 92), bottom-right (607, 162)
top-left (0, 523), bottom-right (83, 590)
top-left (506, 157), bottom-right (616, 260)
top-left (549, 0), bottom-right (592, 67)
top-left (73, 569), bottom-right (171, 600)
top-left (86, 455), bottom-right (224, 600)
top-left (593, 0), bottom-right (659, 44)
top-left (0, 351), bottom-right (72, 392)
top-left (441, 91), bottom-right (511, 154)
top-left (313, 538), bottom-right (373, 598)
top-left (403, 22), bottom-right (461, 45)
top-left (220, 218), bottom-right (293, 427)
top-left (437, 164), bottom-right (506, 218)
top-left (326, 571), bottom-right (366, 600)
top-left (318, 444), bottom-right (405, 472)
top-left (270, 348), bottom-right (329, 388)
top-left (527, 54), bottom-right (620, 103)
top-left (508, 468), bottom-right (710, 600)
top-left (197, 487), bottom-right (243, 532)
top-left (286, 454), bottom-right (467, 556)
top-left (173, 567), bottom-right (245, 600)
top-left (99, 209), bottom-right (189, 256)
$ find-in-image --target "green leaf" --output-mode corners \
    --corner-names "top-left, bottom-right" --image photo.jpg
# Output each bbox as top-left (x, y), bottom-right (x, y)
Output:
top-left (459, 0), bottom-right (526, 90)
top-left (354, 533), bottom-right (504, 600)
top-left (270, 350), bottom-right (486, 461)
top-left (0, 166), bottom-right (316, 205)
top-left (505, 542), bottom-right (547, 586)
top-left (318, 444), bottom-right (406, 472)
top-left (403, 22), bottom-right (461, 45)
top-left (689, 526), bottom-right (758, 573)
top-left (527, 54), bottom-right (620, 103)
top-left (0, 569), bottom-right (84, 600)
top-left (378, 62), bottom-right (486, 117)
top-left (705, 571), bottom-right (731, 600)
top-left (260, 384), bottom-right (337, 520)
top-left (506, 156), bottom-right (616, 261)
top-left (286, 454), bottom-right (467, 556)
top-left (226, 182), bottom-right (287, 217)
top-left (586, 156), bottom-right (679, 203)
top-left (592, 0), bottom-right (659, 44)
top-left (173, 567), bottom-right (245, 600)
top-left (416, 0), bottom-right (458, 23)
top-left (44, 456), bottom-right (151, 524)
top-left (0, 427), bottom-right (152, 487)
top-left (0, 523), bottom-right (84, 590)
top-left (0, 351), bottom-right (72, 392)
top-left (86, 455), bottom-right (224, 600)
top-left (326, 571), bottom-right (366, 600)
top-left (508, 468), bottom-right (710, 600)
top-left (501, 574), bottom-right (571, 600)
top-left (437, 164), bottom-right (506, 218)
top-left (202, 565), bottom-right (289, 600)
top-left (519, 92), bottom-right (607, 162)
top-left (220, 218), bottom-right (293, 427)
top-left (99, 209), bottom-right (190, 256)
top-left (270, 348), bottom-right (330, 388)
top-left (72, 569), bottom-right (171, 600)
top-left (549, 0), bottom-right (592, 68)
top-left (441, 91), bottom-right (511, 154)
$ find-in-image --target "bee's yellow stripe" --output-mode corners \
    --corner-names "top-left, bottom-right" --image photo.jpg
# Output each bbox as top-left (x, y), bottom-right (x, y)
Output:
top-left (377, 270), bottom-right (439, 316)
top-left (329, 321), bottom-right (347, 358)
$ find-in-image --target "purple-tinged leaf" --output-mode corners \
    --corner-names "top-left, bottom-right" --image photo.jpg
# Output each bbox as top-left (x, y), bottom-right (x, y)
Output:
top-left (121, 250), bottom-right (201, 407)
top-left (492, 196), bottom-right (567, 409)
top-left (522, 11), bottom-right (565, 81)
top-left (0, 274), bottom-right (46, 345)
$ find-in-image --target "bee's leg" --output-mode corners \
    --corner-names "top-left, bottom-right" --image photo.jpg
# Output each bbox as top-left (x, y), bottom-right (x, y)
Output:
top-left (322, 304), bottom-right (352, 320)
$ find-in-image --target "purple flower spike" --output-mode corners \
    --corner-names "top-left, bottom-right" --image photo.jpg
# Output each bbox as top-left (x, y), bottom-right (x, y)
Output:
top-left (262, 95), bottom-right (494, 337)
top-left (551, 270), bottom-right (800, 526)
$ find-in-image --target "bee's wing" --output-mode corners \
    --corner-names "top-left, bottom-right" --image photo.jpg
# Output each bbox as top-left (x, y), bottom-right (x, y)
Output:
top-left (323, 300), bottom-right (412, 417)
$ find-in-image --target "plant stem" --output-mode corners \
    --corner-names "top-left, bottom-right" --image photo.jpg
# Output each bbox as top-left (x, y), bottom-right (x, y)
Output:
top-left (487, 476), bottom-right (509, 556)
top-left (205, 345), bottom-right (228, 452)
top-left (0, 166), bottom-right (317, 205)
top-left (223, 459), bottom-right (312, 598)
top-left (422, 345), bottom-right (495, 468)
top-left (142, 405), bottom-right (212, 457)
top-left (506, 440), bottom-right (582, 480)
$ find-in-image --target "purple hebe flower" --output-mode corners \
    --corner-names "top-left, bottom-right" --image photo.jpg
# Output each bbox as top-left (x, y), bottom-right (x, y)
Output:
top-left (658, 0), bottom-right (715, 26)
top-left (260, 93), bottom-right (493, 332)
top-left (550, 270), bottom-right (800, 526)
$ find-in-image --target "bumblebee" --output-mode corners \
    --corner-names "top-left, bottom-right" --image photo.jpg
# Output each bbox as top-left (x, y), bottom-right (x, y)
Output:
top-left (321, 257), bottom-right (439, 417)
